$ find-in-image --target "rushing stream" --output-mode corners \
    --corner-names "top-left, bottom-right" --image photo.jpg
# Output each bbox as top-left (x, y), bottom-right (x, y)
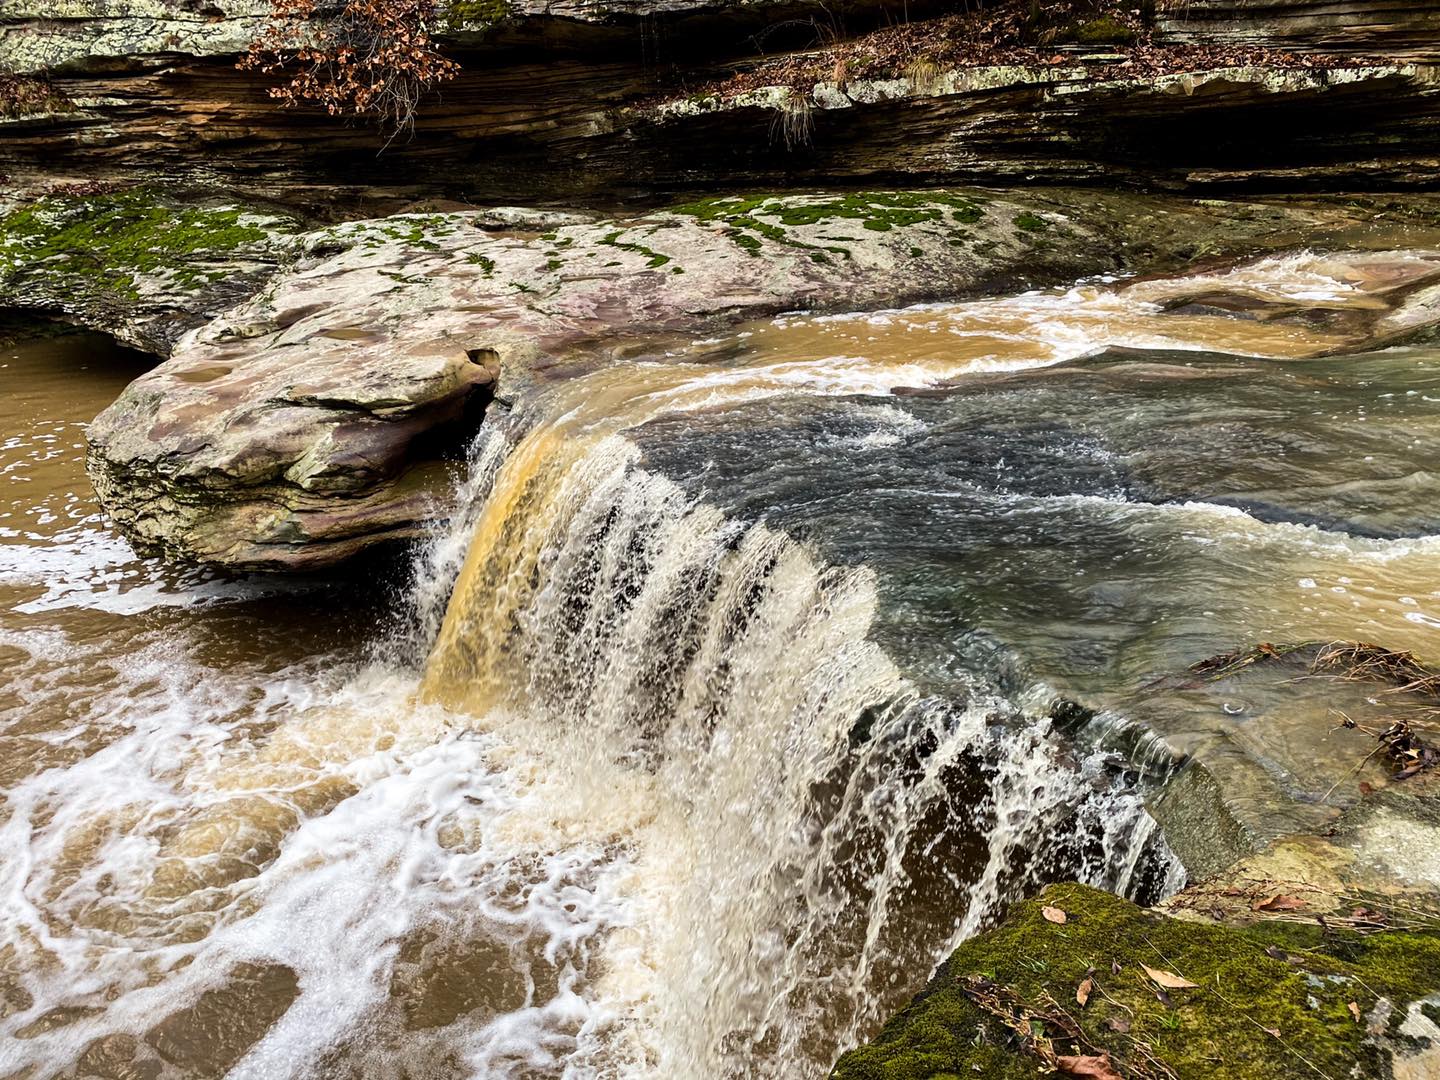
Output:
top-left (3, 249), bottom-right (1440, 1078)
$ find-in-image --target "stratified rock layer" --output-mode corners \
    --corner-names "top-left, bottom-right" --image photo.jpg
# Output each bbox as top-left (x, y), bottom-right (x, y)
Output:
top-left (1157, 0), bottom-right (1440, 57)
top-left (1, 0), bottom-right (1437, 202)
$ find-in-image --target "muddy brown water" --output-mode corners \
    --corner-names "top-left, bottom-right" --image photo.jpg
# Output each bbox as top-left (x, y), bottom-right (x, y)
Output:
top-left (3, 247), bottom-right (1440, 1079)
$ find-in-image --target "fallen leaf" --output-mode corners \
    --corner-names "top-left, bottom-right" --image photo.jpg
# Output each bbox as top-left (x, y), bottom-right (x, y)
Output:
top-left (1056, 1052), bottom-right (1123, 1080)
top-left (1141, 963), bottom-right (1198, 989)
top-left (1264, 945), bottom-right (1286, 960)
top-left (1256, 894), bottom-right (1307, 913)
top-left (1358, 781), bottom-right (1375, 796)
top-left (1348, 1001), bottom-right (1361, 1022)
top-left (1264, 1026), bottom-right (1281, 1038)
top-left (1076, 977), bottom-right (1094, 1007)
top-left (1110, 959), bottom-right (1122, 975)
top-left (1042, 905), bottom-right (1068, 925)
top-left (1103, 1016), bottom-right (1131, 1034)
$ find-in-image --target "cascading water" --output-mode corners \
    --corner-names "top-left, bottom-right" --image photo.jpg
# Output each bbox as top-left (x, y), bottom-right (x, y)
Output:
top-left (409, 320), bottom-right (1193, 1074)
top-left (5, 247), bottom-right (1440, 1079)
top-left (414, 408), bottom-right (1179, 1075)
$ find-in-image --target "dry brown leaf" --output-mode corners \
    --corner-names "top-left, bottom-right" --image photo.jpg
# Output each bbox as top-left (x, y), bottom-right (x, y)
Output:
top-left (1263, 1026), bottom-right (1281, 1038)
top-left (1056, 1052), bottom-right (1123, 1080)
top-left (1103, 1016), bottom-right (1131, 1033)
top-left (1255, 894), bottom-right (1307, 913)
top-left (1041, 905), bottom-right (1068, 924)
top-left (1141, 963), bottom-right (1198, 989)
top-left (1076, 977), bottom-right (1093, 1007)
top-left (1348, 1001), bottom-right (1361, 1022)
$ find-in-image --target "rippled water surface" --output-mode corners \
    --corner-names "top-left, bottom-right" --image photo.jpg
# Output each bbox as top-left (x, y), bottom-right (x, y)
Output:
top-left (3, 247), bottom-right (1440, 1079)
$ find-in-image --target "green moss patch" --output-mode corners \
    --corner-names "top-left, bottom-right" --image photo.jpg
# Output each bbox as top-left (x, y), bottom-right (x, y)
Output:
top-left (671, 192), bottom-right (989, 261)
top-left (1071, 15), bottom-right (1138, 46)
top-left (446, 0), bottom-right (511, 29)
top-left (0, 191), bottom-right (294, 299)
top-left (833, 883), bottom-right (1440, 1080)
top-left (599, 230), bottom-right (672, 269)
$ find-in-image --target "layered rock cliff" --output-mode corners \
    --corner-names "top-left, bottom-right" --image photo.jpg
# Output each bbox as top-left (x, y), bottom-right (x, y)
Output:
top-left (1156, 0), bottom-right (1439, 57)
top-left (1, 0), bottom-right (1437, 205)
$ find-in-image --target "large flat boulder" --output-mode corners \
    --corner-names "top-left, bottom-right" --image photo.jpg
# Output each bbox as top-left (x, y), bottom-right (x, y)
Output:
top-left (73, 189), bottom-right (1165, 570)
top-left (49, 188), bottom-right (1438, 571)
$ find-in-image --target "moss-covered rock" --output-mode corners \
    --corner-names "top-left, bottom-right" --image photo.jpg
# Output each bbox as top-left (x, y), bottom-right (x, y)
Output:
top-left (1070, 15), bottom-right (1138, 46)
top-left (833, 883), bottom-right (1440, 1079)
top-left (0, 190), bottom-right (299, 353)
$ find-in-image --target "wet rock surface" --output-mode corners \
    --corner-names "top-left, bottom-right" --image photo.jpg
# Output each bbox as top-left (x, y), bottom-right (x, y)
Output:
top-left (38, 188), bottom-right (1439, 571)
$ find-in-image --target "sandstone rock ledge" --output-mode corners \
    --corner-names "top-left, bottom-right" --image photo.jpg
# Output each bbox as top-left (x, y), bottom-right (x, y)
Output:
top-left (8, 188), bottom-right (1440, 570)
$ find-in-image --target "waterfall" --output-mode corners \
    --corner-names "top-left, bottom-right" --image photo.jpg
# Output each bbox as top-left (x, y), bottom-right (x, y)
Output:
top-left (413, 364), bottom-right (1181, 1075)
top-left (20, 264), bottom-right (1375, 1078)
